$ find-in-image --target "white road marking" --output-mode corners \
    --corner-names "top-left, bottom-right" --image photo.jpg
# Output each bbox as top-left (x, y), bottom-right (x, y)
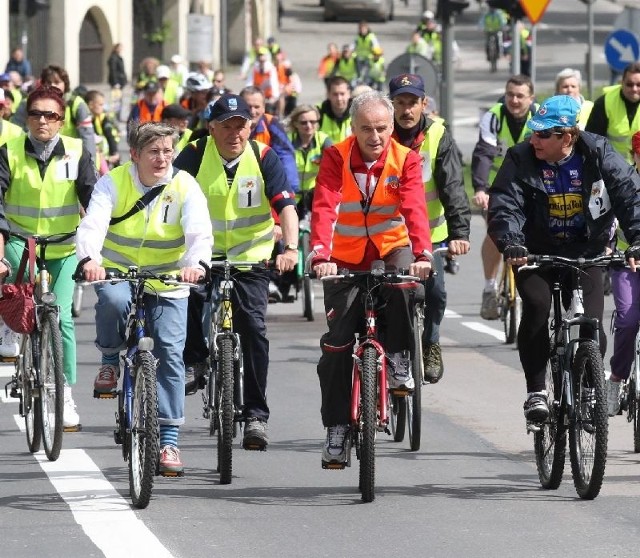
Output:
top-left (13, 415), bottom-right (174, 558)
top-left (444, 309), bottom-right (462, 319)
top-left (461, 321), bottom-right (506, 341)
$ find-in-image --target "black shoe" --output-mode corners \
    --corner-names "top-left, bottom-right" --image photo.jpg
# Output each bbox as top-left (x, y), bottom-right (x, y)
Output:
top-left (423, 343), bottom-right (444, 383)
top-left (523, 392), bottom-right (549, 423)
top-left (185, 362), bottom-right (207, 396)
top-left (243, 417), bottom-right (268, 450)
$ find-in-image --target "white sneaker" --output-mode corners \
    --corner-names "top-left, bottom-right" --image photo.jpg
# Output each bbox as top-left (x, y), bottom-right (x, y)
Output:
top-left (0, 321), bottom-right (20, 357)
top-left (606, 378), bottom-right (622, 417)
top-left (63, 384), bottom-right (81, 430)
top-left (322, 424), bottom-right (349, 464)
top-left (387, 351), bottom-right (414, 390)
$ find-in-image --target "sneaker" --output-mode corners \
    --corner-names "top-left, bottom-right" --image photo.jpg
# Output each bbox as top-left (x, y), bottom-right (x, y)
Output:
top-left (523, 391), bottom-right (549, 422)
top-left (268, 281), bottom-right (281, 303)
top-left (0, 321), bottom-right (20, 357)
top-left (322, 424), bottom-right (349, 466)
top-left (63, 384), bottom-right (81, 431)
top-left (185, 362), bottom-right (208, 396)
top-left (94, 364), bottom-right (118, 394)
top-left (423, 342), bottom-right (444, 384)
top-left (159, 445), bottom-right (183, 475)
top-left (387, 351), bottom-right (414, 390)
top-left (480, 289), bottom-right (499, 320)
top-left (243, 417), bottom-right (269, 450)
top-left (606, 377), bottom-right (622, 417)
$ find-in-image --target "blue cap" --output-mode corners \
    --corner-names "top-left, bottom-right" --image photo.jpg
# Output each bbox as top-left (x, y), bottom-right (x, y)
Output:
top-left (388, 73), bottom-right (425, 99)
top-left (527, 95), bottom-right (580, 131)
top-left (204, 93), bottom-right (251, 122)
top-left (0, 73), bottom-right (10, 82)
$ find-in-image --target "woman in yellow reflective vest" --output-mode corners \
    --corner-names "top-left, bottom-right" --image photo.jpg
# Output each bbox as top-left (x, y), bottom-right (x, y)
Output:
top-left (0, 84), bottom-right (97, 430)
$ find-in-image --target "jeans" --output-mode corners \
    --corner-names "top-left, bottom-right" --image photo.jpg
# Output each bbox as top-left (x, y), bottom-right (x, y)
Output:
top-left (5, 240), bottom-right (77, 385)
top-left (94, 281), bottom-right (188, 425)
top-left (610, 268), bottom-right (640, 380)
top-left (423, 250), bottom-right (446, 345)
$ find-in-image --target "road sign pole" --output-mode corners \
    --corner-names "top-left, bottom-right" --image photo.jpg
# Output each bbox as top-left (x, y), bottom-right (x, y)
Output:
top-left (511, 18), bottom-right (520, 75)
top-left (441, 11), bottom-right (454, 134)
top-left (530, 24), bottom-right (537, 85)
top-left (587, 0), bottom-right (594, 99)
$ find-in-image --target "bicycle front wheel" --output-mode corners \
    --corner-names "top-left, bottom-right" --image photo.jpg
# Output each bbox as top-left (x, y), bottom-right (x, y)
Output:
top-left (408, 304), bottom-right (423, 451)
top-left (630, 377), bottom-right (640, 453)
top-left (388, 391), bottom-right (406, 442)
top-left (71, 283), bottom-right (83, 318)
top-left (359, 346), bottom-right (377, 503)
top-left (569, 341), bottom-right (607, 500)
top-left (129, 351), bottom-right (159, 509)
top-left (39, 310), bottom-right (64, 461)
top-left (534, 350), bottom-right (566, 489)
top-left (217, 336), bottom-right (235, 485)
top-left (21, 334), bottom-right (41, 453)
top-left (301, 231), bottom-right (315, 321)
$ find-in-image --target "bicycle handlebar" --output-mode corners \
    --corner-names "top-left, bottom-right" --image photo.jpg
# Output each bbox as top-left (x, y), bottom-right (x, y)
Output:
top-left (11, 230), bottom-right (77, 245)
top-left (519, 253), bottom-right (625, 272)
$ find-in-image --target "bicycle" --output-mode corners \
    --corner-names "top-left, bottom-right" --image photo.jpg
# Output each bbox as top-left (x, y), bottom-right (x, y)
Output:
top-left (524, 253), bottom-right (622, 500)
top-left (319, 261), bottom-right (422, 502)
top-left (71, 281), bottom-right (87, 318)
top-left (296, 214), bottom-right (315, 321)
top-left (497, 259), bottom-right (521, 345)
top-left (201, 260), bottom-right (266, 485)
top-left (4, 230), bottom-right (76, 461)
top-left (78, 265), bottom-right (194, 508)
top-left (619, 324), bottom-right (640, 452)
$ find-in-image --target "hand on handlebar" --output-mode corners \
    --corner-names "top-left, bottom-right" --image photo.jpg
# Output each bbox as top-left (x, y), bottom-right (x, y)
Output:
top-left (180, 266), bottom-right (205, 284)
top-left (81, 259), bottom-right (106, 282)
top-left (448, 239), bottom-right (470, 256)
top-left (313, 261), bottom-right (337, 278)
top-left (409, 260), bottom-right (432, 281)
top-left (503, 244), bottom-right (529, 266)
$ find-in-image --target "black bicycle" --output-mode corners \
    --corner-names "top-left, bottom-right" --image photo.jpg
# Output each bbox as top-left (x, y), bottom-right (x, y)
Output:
top-left (524, 253), bottom-right (622, 500)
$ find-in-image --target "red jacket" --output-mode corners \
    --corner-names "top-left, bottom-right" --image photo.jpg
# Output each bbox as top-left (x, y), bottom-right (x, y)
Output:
top-left (311, 136), bottom-right (432, 270)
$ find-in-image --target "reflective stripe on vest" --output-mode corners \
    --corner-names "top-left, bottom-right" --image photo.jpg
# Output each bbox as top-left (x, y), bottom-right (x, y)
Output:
top-left (288, 130), bottom-right (328, 193)
top-left (419, 120), bottom-right (448, 242)
top-left (5, 134), bottom-right (82, 257)
top-left (195, 138), bottom-right (274, 261)
top-left (332, 136), bottom-right (410, 263)
top-left (604, 86), bottom-right (640, 163)
top-left (102, 162), bottom-right (189, 290)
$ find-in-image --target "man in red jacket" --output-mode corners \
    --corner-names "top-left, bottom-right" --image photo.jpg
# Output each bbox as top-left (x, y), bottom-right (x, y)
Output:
top-left (311, 90), bottom-right (432, 468)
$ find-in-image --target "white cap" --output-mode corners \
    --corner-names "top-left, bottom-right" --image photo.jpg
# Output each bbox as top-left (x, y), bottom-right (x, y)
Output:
top-left (157, 65), bottom-right (171, 79)
top-left (171, 54), bottom-right (183, 64)
top-left (423, 10), bottom-right (434, 19)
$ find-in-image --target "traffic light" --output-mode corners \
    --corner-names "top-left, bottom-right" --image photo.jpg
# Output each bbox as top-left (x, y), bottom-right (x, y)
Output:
top-left (487, 0), bottom-right (525, 20)
top-left (436, 0), bottom-right (470, 21)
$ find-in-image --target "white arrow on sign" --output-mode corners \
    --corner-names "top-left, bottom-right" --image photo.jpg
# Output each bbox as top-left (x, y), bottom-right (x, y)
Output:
top-left (610, 36), bottom-right (637, 63)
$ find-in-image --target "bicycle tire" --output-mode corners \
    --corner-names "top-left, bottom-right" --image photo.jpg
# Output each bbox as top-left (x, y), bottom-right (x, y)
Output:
top-left (21, 334), bottom-right (41, 453)
top-left (504, 280), bottom-right (520, 345)
top-left (301, 231), bottom-right (315, 321)
top-left (534, 351), bottom-right (566, 489)
top-left (389, 391), bottom-right (406, 442)
top-left (39, 310), bottom-right (64, 461)
top-left (217, 336), bottom-right (235, 485)
top-left (408, 304), bottom-right (423, 451)
top-left (630, 377), bottom-right (640, 453)
top-left (359, 346), bottom-right (377, 503)
top-left (71, 283), bottom-right (83, 318)
top-left (128, 350), bottom-right (159, 509)
top-left (569, 341), bottom-right (607, 500)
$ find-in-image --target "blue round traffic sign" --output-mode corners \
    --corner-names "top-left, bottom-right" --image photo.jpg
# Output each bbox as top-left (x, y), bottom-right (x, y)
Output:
top-left (605, 29), bottom-right (640, 73)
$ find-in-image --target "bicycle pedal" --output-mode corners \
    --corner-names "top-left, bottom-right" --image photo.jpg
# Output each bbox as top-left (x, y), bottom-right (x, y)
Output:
top-left (94, 390), bottom-right (117, 399)
top-left (159, 470), bottom-right (184, 478)
top-left (63, 423), bottom-right (82, 433)
top-left (390, 387), bottom-right (411, 396)
top-left (322, 460), bottom-right (346, 470)
top-left (526, 421), bottom-right (541, 433)
top-left (242, 442), bottom-right (267, 452)
top-left (0, 356), bottom-right (18, 363)
top-left (9, 387), bottom-right (20, 399)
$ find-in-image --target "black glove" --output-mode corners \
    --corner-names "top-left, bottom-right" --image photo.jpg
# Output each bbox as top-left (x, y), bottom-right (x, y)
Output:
top-left (625, 245), bottom-right (640, 261)
top-left (503, 245), bottom-right (528, 261)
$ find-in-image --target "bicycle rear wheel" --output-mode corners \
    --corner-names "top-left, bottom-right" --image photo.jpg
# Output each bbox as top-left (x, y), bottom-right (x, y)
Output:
top-left (301, 231), bottom-right (315, 321)
top-left (217, 336), bottom-right (235, 484)
top-left (359, 346), bottom-right (377, 503)
top-left (39, 310), bottom-right (64, 461)
top-left (408, 304), bottom-right (423, 451)
top-left (630, 377), bottom-right (640, 453)
top-left (388, 391), bottom-right (406, 442)
top-left (21, 334), bottom-right (41, 453)
top-left (534, 350), bottom-right (566, 489)
top-left (129, 351), bottom-right (159, 509)
top-left (569, 341), bottom-right (607, 500)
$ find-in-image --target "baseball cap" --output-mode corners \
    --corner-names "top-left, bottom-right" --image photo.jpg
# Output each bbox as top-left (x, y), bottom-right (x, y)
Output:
top-left (0, 73), bottom-right (10, 82)
top-left (156, 65), bottom-right (171, 80)
top-left (527, 95), bottom-right (580, 131)
top-left (423, 10), bottom-right (434, 19)
top-left (143, 80), bottom-right (160, 93)
top-left (171, 54), bottom-right (183, 64)
top-left (388, 73), bottom-right (426, 99)
top-left (161, 103), bottom-right (191, 120)
top-left (205, 93), bottom-right (251, 122)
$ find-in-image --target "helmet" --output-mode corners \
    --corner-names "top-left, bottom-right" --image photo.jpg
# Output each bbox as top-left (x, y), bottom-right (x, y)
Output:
top-left (423, 10), bottom-right (434, 19)
top-left (156, 65), bottom-right (171, 80)
top-left (185, 72), bottom-right (211, 92)
top-left (372, 46), bottom-right (383, 56)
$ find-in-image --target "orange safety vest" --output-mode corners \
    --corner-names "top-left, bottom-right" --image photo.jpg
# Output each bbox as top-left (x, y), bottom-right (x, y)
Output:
top-left (252, 114), bottom-right (274, 145)
top-left (253, 68), bottom-right (274, 100)
top-left (331, 136), bottom-right (410, 264)
top-left (138, 99), bottom-right (166, 123)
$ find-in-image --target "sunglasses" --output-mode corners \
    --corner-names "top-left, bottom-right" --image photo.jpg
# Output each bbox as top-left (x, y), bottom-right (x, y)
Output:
top-left (532, 130), bottom-right (564, 139)
top-left (27, 110), bottom-right (63, 122)
top-left (297, 120), bottom-right (319, 126)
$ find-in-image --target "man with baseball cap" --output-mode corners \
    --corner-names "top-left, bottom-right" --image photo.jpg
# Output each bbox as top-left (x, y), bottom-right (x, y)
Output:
top-left (488, 94), bottom-right (640, 424)
top-left (389, 73), bottom-right (470, 384)
top-left (174, 93), bottom-right (298, 450)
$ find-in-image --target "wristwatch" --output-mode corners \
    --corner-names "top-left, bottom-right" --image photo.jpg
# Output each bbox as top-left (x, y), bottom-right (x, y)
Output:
top-left (284, 243), bottom-right (298, 252)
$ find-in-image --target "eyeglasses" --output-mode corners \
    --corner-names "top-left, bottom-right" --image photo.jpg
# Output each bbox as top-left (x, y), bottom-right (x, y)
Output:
top-left (144, 148), bottom-right (174, 160)
top-left (532, 130), bottom-right (564, 139)
top-left (297, 120), bottom-right (319, 126)
top-left (27, 110), bottom-right (62, 122)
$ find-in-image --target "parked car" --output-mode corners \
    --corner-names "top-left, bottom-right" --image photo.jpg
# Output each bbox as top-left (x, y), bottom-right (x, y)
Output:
top-left (323, 0), bottom-right (394, 22)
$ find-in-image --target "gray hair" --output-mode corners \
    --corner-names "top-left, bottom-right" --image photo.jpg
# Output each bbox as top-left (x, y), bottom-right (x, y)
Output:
top-left (555, 68), bottom-right (582, 92)
top-left (349, 90), bottom-right (393, 122)
top-left (128, 121), bottom-right (178, 151)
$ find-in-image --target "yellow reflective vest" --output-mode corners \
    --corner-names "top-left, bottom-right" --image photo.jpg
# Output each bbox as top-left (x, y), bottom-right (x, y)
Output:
top-left (604, 85), bottom-right (640, 162)
top-left (419, 120), bottom-right (447, 242)
top-left (5, 135), bottom-right (82, 257)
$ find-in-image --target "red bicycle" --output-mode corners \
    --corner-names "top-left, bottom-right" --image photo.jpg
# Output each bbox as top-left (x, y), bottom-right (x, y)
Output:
top-left (320, 260), bottom-right (423, 502)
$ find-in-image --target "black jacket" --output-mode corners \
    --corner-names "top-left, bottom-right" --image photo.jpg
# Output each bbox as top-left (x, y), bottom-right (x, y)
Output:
top-left (107, 52), bottom-right (127, 88)
top-left (487, 131), bottom-right (640, 258)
